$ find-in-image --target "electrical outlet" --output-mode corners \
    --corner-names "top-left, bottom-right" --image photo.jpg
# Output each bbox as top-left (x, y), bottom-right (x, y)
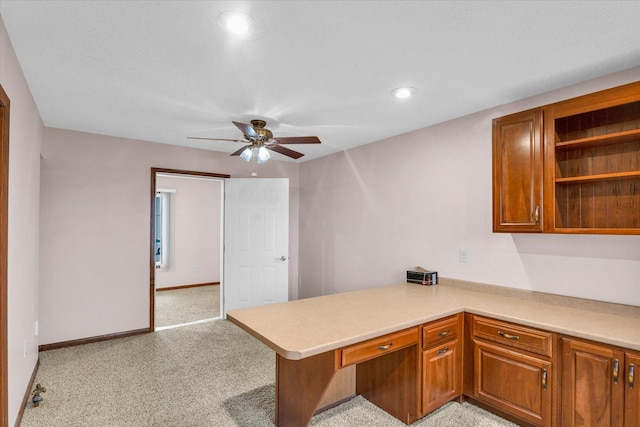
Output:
top-left (195, 266), bottom-right (200, 273)
top-left (459, 250), bottom-right (468, 263)
top-left (35, 320), bottom-right (39, 337)
top-left (298, 277), bottom-right (302, 287)
top-left (24, 339), bottom-right (28, 358)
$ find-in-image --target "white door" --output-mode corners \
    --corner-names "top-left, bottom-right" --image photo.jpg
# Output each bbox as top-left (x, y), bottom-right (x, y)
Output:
top-left (223, 178), bottom-right (289, 315)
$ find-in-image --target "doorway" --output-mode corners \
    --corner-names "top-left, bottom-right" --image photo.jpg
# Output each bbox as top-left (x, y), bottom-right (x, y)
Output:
top-left (149, 168), bottom-right (229, 331)
top-left (0, 85), bottom-right (10, 427)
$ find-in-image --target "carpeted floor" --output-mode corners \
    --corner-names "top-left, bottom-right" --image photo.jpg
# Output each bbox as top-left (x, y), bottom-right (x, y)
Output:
top-left (21, 320), bottom-right (518, 426)
top-left (155, 285), bottom-right (220, 328)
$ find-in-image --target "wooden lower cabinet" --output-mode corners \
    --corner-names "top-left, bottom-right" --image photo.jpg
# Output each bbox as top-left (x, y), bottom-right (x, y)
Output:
top-left (329, 315), bottom-right (639, 427)
top-left (561, 338), bottom-right (640, 427)
top-left (422, 338), bottom-right (462, 415)
top-left (420, 314), bottom-right (463, 416)
top-left (473, 340), bottom-right (553, 426)
top-left (626, 352), bottom-right (639, 427)
top-left (467, 314), bottom-right (554, 427)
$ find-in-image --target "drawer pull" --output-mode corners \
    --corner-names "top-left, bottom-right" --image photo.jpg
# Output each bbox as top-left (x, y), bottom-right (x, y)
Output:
top-left (437, 347), bottom-right (449, 355)
top-left (437, 330), bottom-right (450, 337)
top-left (498, 331), bottom-right (520, 340)
top-left (630, 364), bottom-right (635, 389)
top-left (613, 359), bottom-right (619, 384)
top-left (377, 343), bottom-right (393, 351)
top-left (542, 368), bottom-right (547, 391)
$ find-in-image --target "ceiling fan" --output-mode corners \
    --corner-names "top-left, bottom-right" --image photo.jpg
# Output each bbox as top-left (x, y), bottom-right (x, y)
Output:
top-left (188, 119), bottom-right (321, 163)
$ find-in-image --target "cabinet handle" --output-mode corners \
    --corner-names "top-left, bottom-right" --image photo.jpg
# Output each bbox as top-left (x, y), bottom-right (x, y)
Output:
top-left (534, 205), bottom-right (540, 225)
top-left (630, 363), bottom-right (635, 390)
top-left (498, 331), bottom-right (520, 340)
top-left (437, 330), bottom-right (449, 337)
top-left (377, 343), bottom-right (393, 351)
top-left (613, 359), bottom-right (619, 384)
top-left (437, 347), bottom-right (449, 355)
top-left (542, 368), bottom-right (547, 391)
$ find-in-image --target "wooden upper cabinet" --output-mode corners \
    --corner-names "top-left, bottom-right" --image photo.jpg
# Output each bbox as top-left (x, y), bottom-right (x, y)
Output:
top-left (493, 108), bottom-right (544, 232)
top-left (493, 81), bottom-right (640, 235)
top-left (545, 81), bottom-right (640, 234)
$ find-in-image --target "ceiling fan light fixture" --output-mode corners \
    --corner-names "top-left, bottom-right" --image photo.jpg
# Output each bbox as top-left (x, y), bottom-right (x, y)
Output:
top-left (257, 146), bottom-right (271, 164)
top-left (240, 147), bottom-right (253, 162)
top-left (391, 86), bottom-right (416, 99)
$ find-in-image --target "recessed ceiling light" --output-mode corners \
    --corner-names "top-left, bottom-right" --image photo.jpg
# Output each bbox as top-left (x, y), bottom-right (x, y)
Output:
top-left (391, 87), bottom-right (417, 99)
top-left (226, 14), bottom-right (250, 35)
top-left (218, 11), bottom-right (253, 36)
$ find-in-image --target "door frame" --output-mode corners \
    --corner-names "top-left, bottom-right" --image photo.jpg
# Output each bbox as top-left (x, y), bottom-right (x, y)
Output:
top-left (0, 85), bottom-right (10, 427)
top-left (149, 168), bottom-right (229, 331)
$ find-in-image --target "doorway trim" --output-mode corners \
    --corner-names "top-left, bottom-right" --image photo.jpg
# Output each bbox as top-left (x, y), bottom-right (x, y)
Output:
top-left (149, 168), bottom-right (229, 331)
top-left (0, 85), bottom-right (10, 427)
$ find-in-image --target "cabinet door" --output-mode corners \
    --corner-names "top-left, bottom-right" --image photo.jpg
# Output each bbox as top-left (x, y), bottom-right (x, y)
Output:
top-left (626, 352), bottom-right (640, 427)
top-left (492, 108), bottom-right (544, 232)
top-left (561, 338), bottom-right (624, 427)
top-left (474, 340), bottom-right (552, 427)
top-left (422, 338), bottom-right (461, 415)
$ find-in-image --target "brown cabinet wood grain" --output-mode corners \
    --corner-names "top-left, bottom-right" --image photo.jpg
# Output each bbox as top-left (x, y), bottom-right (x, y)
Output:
top-left (473, 340), bottom-right (552, 426)
top-left (422, 338), bottom-right (462, 415)
top-left (421, 314), bottom-right (463, 416)
top-left (422, 314), bottom-right (461, 349)
top-left (472, 315), bottom-right (553, 357)
top-left (341, 327), bottom-right (418, 367)
top-left (493, 81), bottom-right (640, 235)
top-left (470, 315), bottom-right (554, 427)
top-left (545, 82), bottom-right (640, 234)
top-left (626, 352), bottom-right (640, 427)
top-left (561, 337), bottom-right (625, 427)
top-left (492, 108), bottom-right (544, 232)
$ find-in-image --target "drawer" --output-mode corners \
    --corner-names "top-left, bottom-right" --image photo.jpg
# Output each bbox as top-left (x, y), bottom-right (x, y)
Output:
top-left (472, 316), bottom-right (553, 357)
top-left (341, 327), bottom-right (419, 367)
top-left (422, 314), bottom-right (461, 350)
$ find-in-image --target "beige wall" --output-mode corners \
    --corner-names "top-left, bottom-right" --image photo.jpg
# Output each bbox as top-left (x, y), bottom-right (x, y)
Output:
top-left (0, 15), bottom-right (44, 426)
top-left (155, 174), bottom-right (221, 289)
top-left (299, 66), bottom-right (640, 306)
top-left (39, 128), bottom-right (300, 345)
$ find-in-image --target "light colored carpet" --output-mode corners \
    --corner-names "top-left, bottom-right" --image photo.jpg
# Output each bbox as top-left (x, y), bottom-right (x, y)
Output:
top-left (155, 285), bottom-right (220, 328)
top-left (21, 320), bottom-right (518, 426)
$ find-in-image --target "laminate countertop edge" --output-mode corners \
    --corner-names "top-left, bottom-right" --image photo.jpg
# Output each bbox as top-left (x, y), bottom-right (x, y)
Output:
top-left (227, 282), bottom-right (640, 359)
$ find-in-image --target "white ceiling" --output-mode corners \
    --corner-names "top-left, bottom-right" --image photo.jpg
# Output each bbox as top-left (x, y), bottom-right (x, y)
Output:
top-left (1, 1), bottom-right (639, 162)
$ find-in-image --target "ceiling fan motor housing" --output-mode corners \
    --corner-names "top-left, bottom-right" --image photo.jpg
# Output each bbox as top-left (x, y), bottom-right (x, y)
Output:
top-left (250, 120), bottom-right (273, 139)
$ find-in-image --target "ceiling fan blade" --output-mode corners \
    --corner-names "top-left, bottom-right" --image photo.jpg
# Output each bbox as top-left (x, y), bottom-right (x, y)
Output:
top-left (272, 136), bottom-right (321, 144)
top-left (230, 145), bottom-right (252, 156)
top-left (232, 121), bottom-right (258, 139)
top-left (187, 137), bottom-right (245, 142)
top-left (267, 144), bottom-right (305, 159)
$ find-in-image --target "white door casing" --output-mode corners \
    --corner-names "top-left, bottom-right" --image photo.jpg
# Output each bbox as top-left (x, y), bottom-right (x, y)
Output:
top-left (223, 178), bottom-right (289, 315)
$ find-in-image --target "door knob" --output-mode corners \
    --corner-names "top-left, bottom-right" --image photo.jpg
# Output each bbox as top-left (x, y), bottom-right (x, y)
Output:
top-left (279, 256), bottom-right (287, 261)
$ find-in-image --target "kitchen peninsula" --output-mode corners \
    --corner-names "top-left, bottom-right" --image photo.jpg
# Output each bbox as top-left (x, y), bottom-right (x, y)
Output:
top-left (227, 280), bottom-right (640, 427)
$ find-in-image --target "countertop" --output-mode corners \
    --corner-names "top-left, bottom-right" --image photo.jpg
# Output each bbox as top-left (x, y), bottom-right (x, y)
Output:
top-left (227, 282), bottom-right (640, 359)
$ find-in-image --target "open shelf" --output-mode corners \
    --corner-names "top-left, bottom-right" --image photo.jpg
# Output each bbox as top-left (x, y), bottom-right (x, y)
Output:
top-left (554, 175), bottom-right (640, 230)
top-left (556, 170), bottom-right (640, 184)
top-left (551, 87), bottom-right (640, 233)
top-left (555, 128), bottom-right (640, 150)
top-left (554, 100), bottom-right (640, 143)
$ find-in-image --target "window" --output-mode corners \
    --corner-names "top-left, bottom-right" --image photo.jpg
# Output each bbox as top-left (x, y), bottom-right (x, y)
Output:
top-left (155, 189), bottom-right (174, 269)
